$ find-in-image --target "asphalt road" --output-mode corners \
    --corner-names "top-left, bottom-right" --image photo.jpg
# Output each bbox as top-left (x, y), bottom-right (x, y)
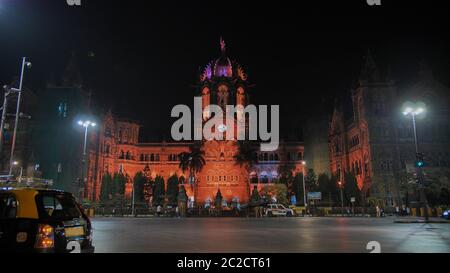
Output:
top-left (91, 217), bottom-right (450, 253)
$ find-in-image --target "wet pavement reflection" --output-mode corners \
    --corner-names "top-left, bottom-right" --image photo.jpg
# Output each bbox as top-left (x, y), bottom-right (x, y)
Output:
top-left (91, 217), bottom-right (450, 253)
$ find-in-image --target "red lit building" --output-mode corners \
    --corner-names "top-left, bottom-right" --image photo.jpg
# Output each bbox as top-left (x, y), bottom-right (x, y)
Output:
top-left (328, 51), bottom-right (450, 206)
top-left (85, 41), bottom-right (305, 204)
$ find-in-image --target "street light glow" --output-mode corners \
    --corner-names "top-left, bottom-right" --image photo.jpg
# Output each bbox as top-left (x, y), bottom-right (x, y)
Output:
top-left (402, 107), bottom-right (413, 116)
top-left (78, 120), bottom-right (96, 128)
top-left (13, 161), bottom-right (19, 166)
top-left (402, 102), bottom-right (426, 117)
top-left (301, 160), bottom-right (306, 165)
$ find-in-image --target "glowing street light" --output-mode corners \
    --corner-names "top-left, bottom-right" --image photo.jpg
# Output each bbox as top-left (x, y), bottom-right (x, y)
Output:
top-left (0, 57), bottom-right (32, 176)
top-left (12, 161), bottom-right (23, 182)
top-left (402, 101), bottom-right (428, 221)
top-left (77, 119), bottom-right (97, 200)
top-left (301, 161), bottom-right (307, 211)
top-left (338, 181), bottom-right (344, 216)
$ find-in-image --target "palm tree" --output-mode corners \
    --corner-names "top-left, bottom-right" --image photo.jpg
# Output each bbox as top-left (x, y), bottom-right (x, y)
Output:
top-left (234, 140), bottom-right (258, 170)
top-left (179, 142), bottom-right (206, 202)
top-left (234, 140), bottom-right (258, 198)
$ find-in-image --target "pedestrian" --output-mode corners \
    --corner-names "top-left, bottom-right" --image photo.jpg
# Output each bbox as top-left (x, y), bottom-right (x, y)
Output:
top-left (376, 205), bottom-right (380, 217)
top-left (395, 206), bottom-right (399, 216)
top-left (406, 206), bottom-right (410, 215)
top-left (175, 206), bottom-right (180, 218)
top-left (156, 205), bottom-right (162, 217)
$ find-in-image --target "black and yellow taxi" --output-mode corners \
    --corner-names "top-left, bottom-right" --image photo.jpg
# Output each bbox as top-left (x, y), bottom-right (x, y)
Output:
top-left (0, 182), bottom-right (94, 253)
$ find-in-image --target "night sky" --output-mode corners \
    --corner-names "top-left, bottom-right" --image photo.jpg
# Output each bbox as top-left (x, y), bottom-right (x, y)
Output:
top-left (0, 0), bottom-right (449, 141)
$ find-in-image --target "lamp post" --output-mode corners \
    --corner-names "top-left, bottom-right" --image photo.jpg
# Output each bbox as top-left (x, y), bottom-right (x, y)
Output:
top-left (402, 102), bottom-right (428, 221)
top-left (0, 58), bottom-right (31, 175)
top-left (77, 120), bottom-right (96, 200)
top-left (338, 181), bottom-right (344, 216)
top-left (12, 161), bottom-right (23, 183)
top-left (301, 161), bottom-right (307, 213)
top-left (131, 181), bottom-right (135, 216)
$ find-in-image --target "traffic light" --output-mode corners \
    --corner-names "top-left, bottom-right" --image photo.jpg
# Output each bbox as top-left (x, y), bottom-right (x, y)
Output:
top-left (415, 153), bottom-right (425, 168)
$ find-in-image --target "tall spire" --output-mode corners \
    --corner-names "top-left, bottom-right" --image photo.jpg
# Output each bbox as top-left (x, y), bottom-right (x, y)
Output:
top-left (62, 51), bottom-right (83, 87)
top-left (220, 37), bottom-right (226, 55)
top-left (359, 49), bottom-right (380, 83)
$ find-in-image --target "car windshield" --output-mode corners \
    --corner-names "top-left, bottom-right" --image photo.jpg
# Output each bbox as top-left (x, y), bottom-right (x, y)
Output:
top-left (36, 192), bottom-right (82, 220)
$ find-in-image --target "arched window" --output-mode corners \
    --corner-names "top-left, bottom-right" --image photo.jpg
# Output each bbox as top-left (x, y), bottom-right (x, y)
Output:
top-left (260, 171), bottom-right (269, 183)
top-left (250, 171), bottom-right (258, 184)
top-left (155, 154), bottom-right (160, 161)
top-left (297, 152), bottom-right (303, 161)
top-left (150, 154), bottom-right (155, 161)
top-left (140, 154), bottom-right (144, 161)
top-left (271, 171), bottom-right (279, 183)
top-left (274, 154), bottom-right (279, 161)
top-left (126, 151), bottom-right (130, 160)
top-left (202, 87), bottom-right (210, 119)
top-left (269, 154), bottom-right (274, 161)
top-left (264, 153), bottom-right (268, 161)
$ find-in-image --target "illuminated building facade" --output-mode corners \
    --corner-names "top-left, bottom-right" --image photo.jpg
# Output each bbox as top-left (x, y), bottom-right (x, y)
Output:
top-left (328, 51), bottom-right (450, 205)
top-left (86, 41), bottom-right (305, 204)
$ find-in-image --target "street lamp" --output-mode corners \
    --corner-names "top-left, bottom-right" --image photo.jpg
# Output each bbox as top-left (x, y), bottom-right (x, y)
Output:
top-left (0, 57), bottom-right (31, 175)
top-left (338, 181), bottom-right (344, 216)
top-left (402, 101), bottom-right (428, 221)
top-left (301, 161), bottom-right (307, 213)
top-left (12, 161), bottom-right (23, 183)
top-left (77, 120), bottom-right (96, 200)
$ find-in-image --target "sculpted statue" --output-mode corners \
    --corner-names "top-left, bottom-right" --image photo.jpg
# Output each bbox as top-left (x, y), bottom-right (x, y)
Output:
top-left (215, 189), bottom-right (223, 208)
top-left (177, 185), bottom-right (188, 217)
top-left (250, 185), bottom-right (263, 218)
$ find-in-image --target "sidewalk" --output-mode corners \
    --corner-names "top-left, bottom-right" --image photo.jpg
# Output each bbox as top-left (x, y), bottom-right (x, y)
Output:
top-left (392, 216), bottom-right (449, 224)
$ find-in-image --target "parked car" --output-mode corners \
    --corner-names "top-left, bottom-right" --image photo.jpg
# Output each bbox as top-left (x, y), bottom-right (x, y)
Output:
top-left (0, 187), bottom-right (95, 253)
top-left (265, 204), bottom-right (294, 217)
top-left (442, 209), bottom-right (449, 220)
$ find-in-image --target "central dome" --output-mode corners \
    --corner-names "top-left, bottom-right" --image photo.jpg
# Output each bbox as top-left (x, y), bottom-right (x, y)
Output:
top-left (214, 55), bottom-right (232, 77)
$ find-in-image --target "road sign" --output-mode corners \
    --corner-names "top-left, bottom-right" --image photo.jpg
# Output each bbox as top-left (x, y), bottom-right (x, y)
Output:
top-left (350, 197), bottom-right (355, 203)
top-left (307, 192), bottom-right (322, 200)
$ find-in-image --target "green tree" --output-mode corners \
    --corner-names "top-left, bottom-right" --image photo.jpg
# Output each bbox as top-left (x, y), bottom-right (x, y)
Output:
top-left (133, 172), bottom-right (147, 202)
top-left (167, 174), bottom-right (180, 206)
top-left (317, 173), bottom-right (336, 206)
top-left (344, 172), bottom-right (360, 205)
top-left (305, 168), bottom-right (318, 192)
top-left (277, 162), bottom-right (295, 186)
top-left (439, 187), bottom-right (450, 206)
top-left (260, 184), bottom-right (289, 206)
top-left (292, 173), bottom-right (305, 205)
top-left (112, 172), bottom-right (126, 196)
top-left (234, 140), bottom-right (258, 171)
top-left (100, 172), bottom-right (112, 202)
top-left (153, 175), bottom-right (166, 206)
top-left (179, 142), bottom-right (206, 185)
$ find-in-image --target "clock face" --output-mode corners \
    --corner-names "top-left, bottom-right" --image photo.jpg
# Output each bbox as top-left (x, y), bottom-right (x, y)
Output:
top-left (218, 124), bottom-right (227, 133)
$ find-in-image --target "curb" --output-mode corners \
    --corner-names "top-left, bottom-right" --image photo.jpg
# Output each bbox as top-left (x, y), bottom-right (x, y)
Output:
top-left (394, 220), bottom-right (449, 224)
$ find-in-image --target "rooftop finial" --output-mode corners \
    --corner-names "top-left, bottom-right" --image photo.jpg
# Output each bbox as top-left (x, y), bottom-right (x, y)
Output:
top-left (220, 37), bottom-right (226, 54)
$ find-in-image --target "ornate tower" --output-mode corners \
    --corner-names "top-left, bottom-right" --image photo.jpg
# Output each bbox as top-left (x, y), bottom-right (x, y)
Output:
top-left (199, 38), bottom-right (249, 121)
top-left (195, 39), bottom-right (251, 204)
